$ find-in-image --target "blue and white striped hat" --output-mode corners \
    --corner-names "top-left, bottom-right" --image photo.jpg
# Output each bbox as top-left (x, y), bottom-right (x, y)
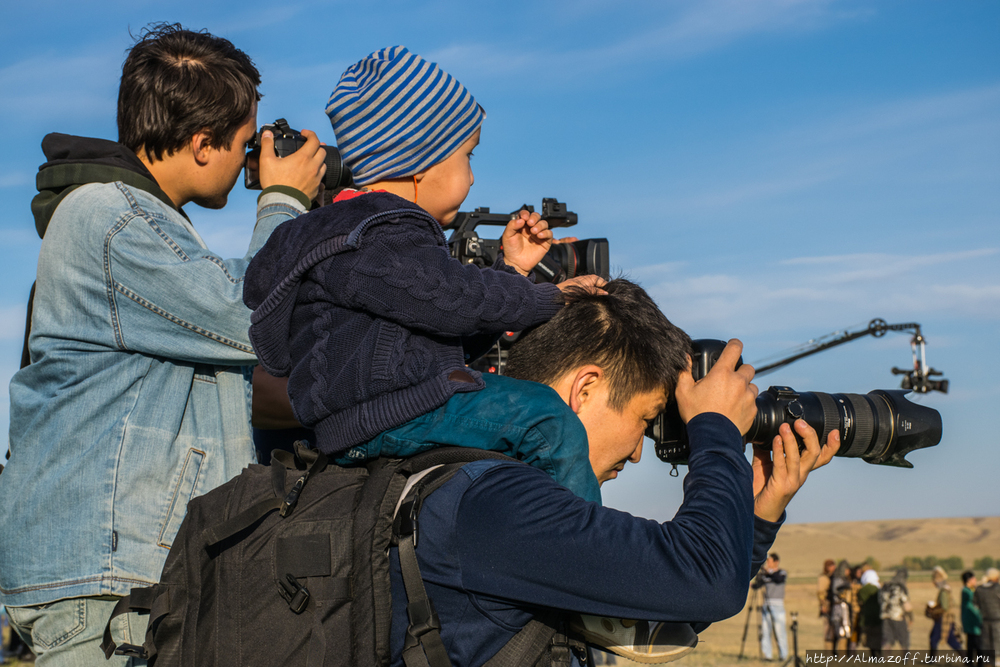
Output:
top-left (326, 46), bottom-right (485, 187)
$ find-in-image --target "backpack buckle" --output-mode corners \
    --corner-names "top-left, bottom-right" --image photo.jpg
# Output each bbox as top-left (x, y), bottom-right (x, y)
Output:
top-left (280, 473), bottom-right (309, 517)
top-left (115, 643), bottom-right (149, 659)
top-left (279, 573), bottom-right (311, 614)
top-left (405, 598), bottom-right (442, 640)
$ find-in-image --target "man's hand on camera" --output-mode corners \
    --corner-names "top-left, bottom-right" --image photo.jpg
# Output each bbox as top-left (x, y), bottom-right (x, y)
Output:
top-left (674, 339), bottom-right (758, 435)
top-left (752, 420), bottom-right (840, 522)
top-left (258, 129), bottom-right (327, 202)
top-left (501, 209), bottom-right (554, 276)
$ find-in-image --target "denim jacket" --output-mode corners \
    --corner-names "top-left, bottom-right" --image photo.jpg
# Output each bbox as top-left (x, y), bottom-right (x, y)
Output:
top-left (0, 140), bottom-right (306, 606)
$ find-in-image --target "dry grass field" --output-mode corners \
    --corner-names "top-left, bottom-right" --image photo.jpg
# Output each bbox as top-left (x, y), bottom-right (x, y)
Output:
top-left (3, 517), bottom-right (997, 666)
top-left (767, 516), bottom-right (1000, 578)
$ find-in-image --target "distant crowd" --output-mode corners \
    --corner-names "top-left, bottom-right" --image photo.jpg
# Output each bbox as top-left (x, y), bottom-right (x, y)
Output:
top-left (815, 559), bottom-right (1000, 661)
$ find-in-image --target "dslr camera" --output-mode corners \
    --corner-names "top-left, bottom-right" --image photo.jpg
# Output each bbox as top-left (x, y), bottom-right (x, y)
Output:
top-left (244, 118), bottom-right (354, 192)
top-left (649, 339), bottom-right (942, 469)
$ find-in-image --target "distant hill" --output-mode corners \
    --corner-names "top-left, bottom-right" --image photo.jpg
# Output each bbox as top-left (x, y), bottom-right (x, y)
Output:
top-left (768, 516), bottom-right (999, 577)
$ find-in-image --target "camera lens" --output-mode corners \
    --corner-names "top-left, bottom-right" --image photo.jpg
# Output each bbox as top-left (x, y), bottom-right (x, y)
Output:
top-left (320, 146), bottom-right (354, 191)
top-left (745, 387), bottom-right (941, 468)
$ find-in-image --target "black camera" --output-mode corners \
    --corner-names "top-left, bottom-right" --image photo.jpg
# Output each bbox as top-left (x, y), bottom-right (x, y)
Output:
top-left (244, 118), bottom-right (354, 191)
top-left (649, 339), bottom-right (942, 469)
top-left (448, 199), bottom-right (609, 284)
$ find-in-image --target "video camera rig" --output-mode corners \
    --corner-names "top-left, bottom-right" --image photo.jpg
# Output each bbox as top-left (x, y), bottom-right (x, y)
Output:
top-left (448, 198), bottom-right (608, 285)
top-left (447, 198), bottom-right (609, 373)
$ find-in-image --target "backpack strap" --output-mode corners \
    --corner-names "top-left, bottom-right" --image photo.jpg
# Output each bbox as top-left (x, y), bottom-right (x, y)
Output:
top-left (399, 536), bottom-right (451, 667)
top-left (99, 585), bottom-right (171, 661)
top-left (390, 449), bottom-right (580, 667)
top-left (202, 444), bottom-right (328, 548)
top-left (395, 463), bottom-right (466, 667)
top-left (482, 613), bottom-right (559, 667)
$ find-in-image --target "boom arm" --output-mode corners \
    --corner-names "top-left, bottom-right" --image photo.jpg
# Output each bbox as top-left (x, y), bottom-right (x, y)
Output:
top-left (753, 318), bottom-right (948, 394)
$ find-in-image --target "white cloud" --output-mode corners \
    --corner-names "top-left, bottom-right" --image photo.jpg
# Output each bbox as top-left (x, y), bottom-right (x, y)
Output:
top-left (0, 172), bottom-right (32, 189)
top-left (637, 247), bottom-right (1000, 337)
top-left (788, 84), bottom-right (1000, 148)
top-left (636, 82), bottom-right (1000, 221)
top-left (427, 0), bottom-right (860, 82)
top-left (0, 52), bottom-right (119, 121)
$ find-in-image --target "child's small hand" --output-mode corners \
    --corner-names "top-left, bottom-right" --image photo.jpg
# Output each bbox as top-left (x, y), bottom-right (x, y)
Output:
top-left (501, 209), bottom-right (554, 276)
top-left (557, 274), bottom-right (607, 296)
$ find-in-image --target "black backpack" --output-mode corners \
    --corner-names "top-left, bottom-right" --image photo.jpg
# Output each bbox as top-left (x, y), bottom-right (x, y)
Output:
top-left (100, 444), bottom-right (578, 666)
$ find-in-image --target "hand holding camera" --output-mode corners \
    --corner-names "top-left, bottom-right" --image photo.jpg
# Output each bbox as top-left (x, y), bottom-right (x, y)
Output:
top-left (650, 338), bottom-right (942, 469)
top-left (257, 127), bottom-right (327, 201)
top-left (674, 339), bottom-right (759, 436)
top-left (500, 209), bottom-right (555, 277)
top-left (245, 119), bottom-right (355, 203)
top-left (752, 418), bottom-right (840, 522)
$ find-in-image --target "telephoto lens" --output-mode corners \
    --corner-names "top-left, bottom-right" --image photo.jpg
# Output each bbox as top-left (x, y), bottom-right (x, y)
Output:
top-left (650, 339), bottom-right (942, 468)
top-left (745, 386), bottom-right (941, 468)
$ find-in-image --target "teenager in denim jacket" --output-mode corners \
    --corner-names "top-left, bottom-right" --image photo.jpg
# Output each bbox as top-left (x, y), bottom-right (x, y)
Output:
top-left (0, 24), bottom-right (325, 666)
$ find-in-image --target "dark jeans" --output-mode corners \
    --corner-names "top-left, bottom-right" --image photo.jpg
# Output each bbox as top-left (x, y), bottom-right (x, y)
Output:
top-left (930, 619), bottom-right (963, 655)
top-left (967, 633), bottom-right (981, 663)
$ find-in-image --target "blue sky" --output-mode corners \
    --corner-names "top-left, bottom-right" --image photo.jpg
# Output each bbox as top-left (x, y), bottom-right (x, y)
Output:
top-left (1, 0), bottom-right (997, 523)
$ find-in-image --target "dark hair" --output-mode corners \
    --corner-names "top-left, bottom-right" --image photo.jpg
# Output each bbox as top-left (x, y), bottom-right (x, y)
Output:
top-left (962, 570), bottom-right (976, 585)
top-left (770, 553), bottom-right (780, 562)
top-left (118, 23), bottom-right (261, 162)
top-left (505, 278), bottom-right (692, 410)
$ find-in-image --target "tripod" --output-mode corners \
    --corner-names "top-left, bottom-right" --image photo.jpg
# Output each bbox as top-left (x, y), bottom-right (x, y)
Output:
top-left (781, 612), bottom-right (805, 667)
top-left (738, 587), bottom-right (761, 660)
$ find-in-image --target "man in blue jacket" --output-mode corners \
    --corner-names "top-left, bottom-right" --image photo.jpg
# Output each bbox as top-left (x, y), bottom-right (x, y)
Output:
top-left (388, 279), bottom-right (840, 665)
top-left (0, 23), bottom-right (326, 666)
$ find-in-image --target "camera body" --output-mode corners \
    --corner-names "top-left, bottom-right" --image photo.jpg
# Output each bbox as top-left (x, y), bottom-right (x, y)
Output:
top-left (648, 339), bottom-right (942, 468)
top-left (244, 118), bottom-right (354, 191)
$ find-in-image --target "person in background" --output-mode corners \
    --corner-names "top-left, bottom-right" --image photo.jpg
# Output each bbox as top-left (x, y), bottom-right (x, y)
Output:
top-left (848, 564), bottom-right (865, 650)
top-left (830, 582), bottom-right (853, 655)
top-left (929, 566), bottom-right (963, 656)
top-left (818, 559), bottom-right (836, 651)
top-left (880, 568), bottom-right (912, 650)
top-left (961, 570), bottom-right (983, 663)
top-left (857, 568), bottom-right (882, 657)
top-left (752, 553), bottom-right (789, 661)
top-left (974, 567), bottom-right (1000, 653)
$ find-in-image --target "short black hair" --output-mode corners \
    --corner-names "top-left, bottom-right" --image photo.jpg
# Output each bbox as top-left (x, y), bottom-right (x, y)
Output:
top-left (118, 23), bottom-right (261, 162)
top-left (770, 553), bottom-right (780, 562)
top-left (962, 570), bottom-right (975, 585)
top-left (505, 278), bottom-right (692, 410)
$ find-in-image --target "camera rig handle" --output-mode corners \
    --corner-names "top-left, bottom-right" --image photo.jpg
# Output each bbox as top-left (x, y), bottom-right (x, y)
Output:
top-left (447, 198), bottom-right (577, 235)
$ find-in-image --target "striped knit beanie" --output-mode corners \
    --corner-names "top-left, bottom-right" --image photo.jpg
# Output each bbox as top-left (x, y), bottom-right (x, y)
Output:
top-left (325, 46), bottom-right (484, 187)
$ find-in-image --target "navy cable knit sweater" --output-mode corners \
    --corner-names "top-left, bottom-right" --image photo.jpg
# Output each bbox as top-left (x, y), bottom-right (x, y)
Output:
top-left (243, 191), bottom-right (565, 454)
